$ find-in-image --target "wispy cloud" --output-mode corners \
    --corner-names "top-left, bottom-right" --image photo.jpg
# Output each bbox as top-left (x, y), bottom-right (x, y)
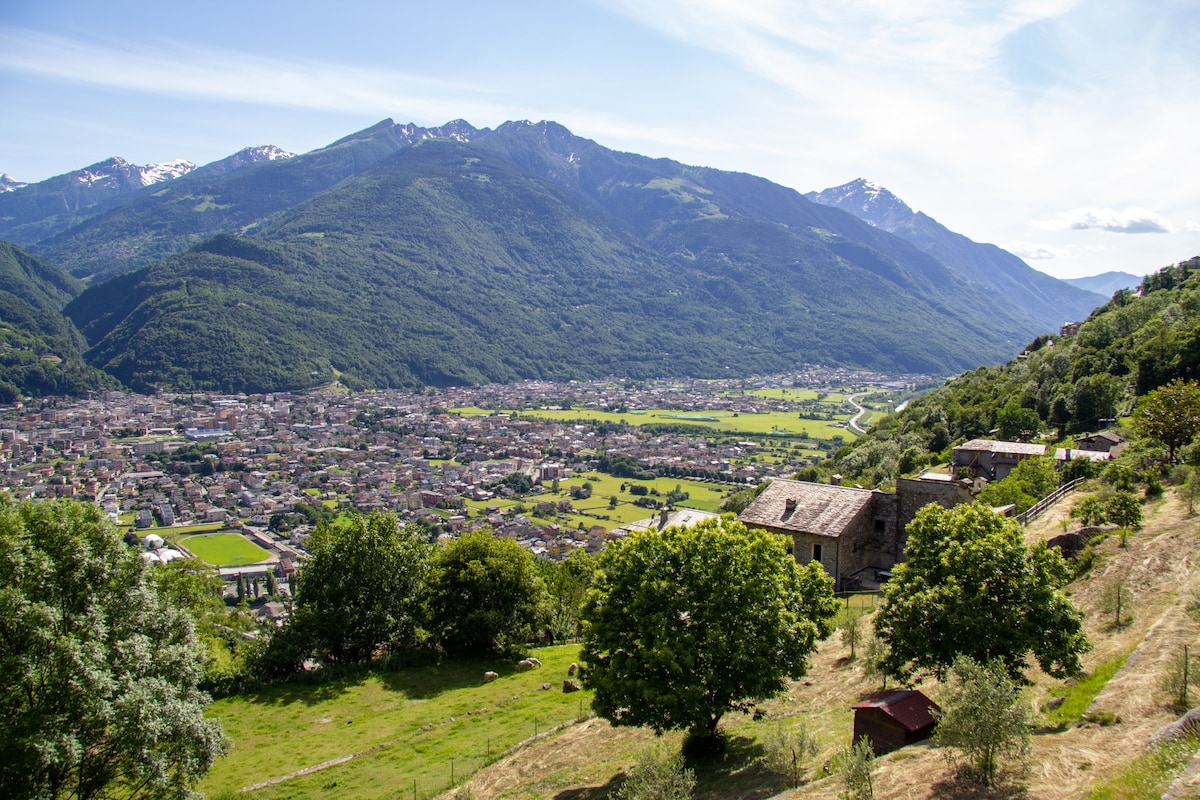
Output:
top-left (0, 27), bottom-right (503, 121)
top-left (1030, 207), bottom-right (1173, 234)
top-left (1006, 241), bottom-right (1072, 260)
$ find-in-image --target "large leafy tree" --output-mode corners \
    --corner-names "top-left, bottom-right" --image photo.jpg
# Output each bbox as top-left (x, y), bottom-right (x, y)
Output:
top-left (293, 512), bottom-right (430, 662)
top-left (424, 530), bottom-right (546, 655)
top-left (1135, 378), bottom-right (1200, 462)
top-left (874, 503), bottom-right (1088, 682)
top-left (0, 497), bottom-right (225, 799)
top-left (579, 518), bottom-right (837, 750)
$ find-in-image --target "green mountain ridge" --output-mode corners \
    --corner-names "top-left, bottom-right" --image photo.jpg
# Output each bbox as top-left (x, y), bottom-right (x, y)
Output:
top-left (0, 243), bottom-right (117, 400)
top-left (62, 134), bottom-right (1044, 393)
top-left (0, 118), bottom-right (1138, 395)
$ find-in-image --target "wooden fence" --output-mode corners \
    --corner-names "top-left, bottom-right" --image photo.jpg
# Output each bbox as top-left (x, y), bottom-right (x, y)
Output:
top-left (1016, 477), bottom-right (1084, 526)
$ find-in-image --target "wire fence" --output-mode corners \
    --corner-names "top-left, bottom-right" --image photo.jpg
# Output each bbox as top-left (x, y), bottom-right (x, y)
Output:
top-left (390, 711), bottom-right (594, 800)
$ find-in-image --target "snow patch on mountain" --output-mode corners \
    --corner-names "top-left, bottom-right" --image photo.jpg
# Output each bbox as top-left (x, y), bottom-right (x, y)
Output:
top-left (139, 159), bottom-right (197, 186)
top-left (0, 174), bottom-right (27, 193)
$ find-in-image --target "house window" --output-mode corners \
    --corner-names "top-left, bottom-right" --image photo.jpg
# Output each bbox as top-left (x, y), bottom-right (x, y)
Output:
top-left (812, 543), bottom-right (823, 564)
top-left (874, 519), bottom-right (886, 534)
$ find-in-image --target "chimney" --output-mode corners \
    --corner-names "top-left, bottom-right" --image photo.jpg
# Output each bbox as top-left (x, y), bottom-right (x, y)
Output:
top-left (831, 474), bottom-right (843, 486)
top-left (784, 498), bottom-right (797, 515)
top-left (659, 508), bottom-right (669, 529)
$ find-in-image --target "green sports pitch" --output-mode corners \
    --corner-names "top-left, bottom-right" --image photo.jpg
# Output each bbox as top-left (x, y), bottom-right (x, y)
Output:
top-left (177, 532), bottom-right (272, 567)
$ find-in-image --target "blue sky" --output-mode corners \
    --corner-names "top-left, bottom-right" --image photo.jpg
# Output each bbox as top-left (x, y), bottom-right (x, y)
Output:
top-left (1, 0), bottom-right (1197, 279)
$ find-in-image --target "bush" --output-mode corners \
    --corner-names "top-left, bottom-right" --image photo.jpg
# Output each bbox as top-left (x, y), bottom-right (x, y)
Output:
top-left (617, 746), bottom-right (695, 800)
top-left (834, 737), bottom-right (876, 800)
top-left (761, 721), bottom-right (820, 787)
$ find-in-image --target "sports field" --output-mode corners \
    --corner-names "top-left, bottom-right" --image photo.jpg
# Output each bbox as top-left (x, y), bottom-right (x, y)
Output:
top-left (177, 532), bottom-right (272, 567)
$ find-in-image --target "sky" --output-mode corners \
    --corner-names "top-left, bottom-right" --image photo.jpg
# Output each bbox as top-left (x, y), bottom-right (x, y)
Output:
top-left (1, 0), bottom-right (1197, 280)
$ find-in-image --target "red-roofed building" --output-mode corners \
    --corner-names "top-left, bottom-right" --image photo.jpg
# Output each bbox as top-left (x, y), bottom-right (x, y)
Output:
top-left (851, 689), bottom-right (940, 755)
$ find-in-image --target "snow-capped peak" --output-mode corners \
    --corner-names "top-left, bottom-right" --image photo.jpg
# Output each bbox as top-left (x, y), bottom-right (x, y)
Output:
top-left (0, 174), bottom-right (27, 193)
top-left (808, 178), bottom-right (916, 229)
top-left (139, 159), bottom-right (196, 186)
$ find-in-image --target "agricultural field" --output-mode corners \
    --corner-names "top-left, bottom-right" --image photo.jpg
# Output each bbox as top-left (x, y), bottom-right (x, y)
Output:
top-left (451, 406), bottom-right (855, 440)
top-left (463, 472), bottom-right (737, 533)
top-left (175, 531), bottom-right (272, 567)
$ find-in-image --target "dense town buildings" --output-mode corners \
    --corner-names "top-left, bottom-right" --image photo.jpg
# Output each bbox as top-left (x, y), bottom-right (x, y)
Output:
top-left (0, 370), bottom-right (928, 564)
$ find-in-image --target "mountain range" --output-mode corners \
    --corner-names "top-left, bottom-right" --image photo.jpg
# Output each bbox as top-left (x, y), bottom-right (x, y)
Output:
top-left (0, 119), bottom-right (1110, 395)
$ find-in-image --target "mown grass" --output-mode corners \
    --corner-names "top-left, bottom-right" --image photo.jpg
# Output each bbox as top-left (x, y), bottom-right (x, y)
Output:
top-left (1083, 734), bottom-right (1199, 799)
top-left (178, 532), bottom-right (272, 567)
top-left (199, 645), bottom-right (591, 800)
top-left (1044, 652), bottom-right (1131, 728)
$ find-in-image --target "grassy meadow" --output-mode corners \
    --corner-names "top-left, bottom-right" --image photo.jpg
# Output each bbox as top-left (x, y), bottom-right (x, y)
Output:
top-left (199, 645), bottom-right (591, 799)
top-left (450, 405), bottom-right (854, 439)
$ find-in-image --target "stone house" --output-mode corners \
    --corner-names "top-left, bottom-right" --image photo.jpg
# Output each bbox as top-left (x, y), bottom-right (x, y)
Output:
top-left (952, 439), bottom-right (1047, 482)
top-left (738, 475), bottom-right (971, 590)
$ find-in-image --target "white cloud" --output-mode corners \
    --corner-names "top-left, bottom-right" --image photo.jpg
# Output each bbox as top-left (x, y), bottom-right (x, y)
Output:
top-left (1030, 206), bottom-right (1173, 234)
top-left (0, 27), bottom-right (505, 122)
top-left (1005, 241), bottom-right (1071, 260)
top-left (1188, 221), bottom-right (1200, 233)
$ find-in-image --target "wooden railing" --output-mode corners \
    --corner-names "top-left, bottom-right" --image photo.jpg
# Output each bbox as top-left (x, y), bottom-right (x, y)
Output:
top-left (1017, 477), bottom-right (1084, 526)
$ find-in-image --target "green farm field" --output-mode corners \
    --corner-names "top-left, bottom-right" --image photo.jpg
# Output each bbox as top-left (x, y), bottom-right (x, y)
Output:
top-left (198, 645), bottom-right (591, 799)
top-left (451, 406), bottom-right (855, 439)
top-left (176, 532), bottom-right (272, 567)
top-left (464, 473), bottom-right (736, 532)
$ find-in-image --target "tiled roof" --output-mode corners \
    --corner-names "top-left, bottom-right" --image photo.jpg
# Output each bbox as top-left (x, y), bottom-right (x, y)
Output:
top-left (738, 478), bottom-right (874, 538)
top-left (852, 690), bottom-right (940, 732)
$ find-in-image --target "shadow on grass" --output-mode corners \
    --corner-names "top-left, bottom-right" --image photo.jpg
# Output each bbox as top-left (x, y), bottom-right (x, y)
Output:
top-left (927, 769), bottom-right (1029, 800)
top-left (552, 735), bottom-right (787, 800)
top-left (554, 773), bottom-right (625, 800)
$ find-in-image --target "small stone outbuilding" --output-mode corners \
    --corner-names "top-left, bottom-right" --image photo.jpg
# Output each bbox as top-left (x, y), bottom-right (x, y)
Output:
top-left (851, 689), bottom-right (940, 755)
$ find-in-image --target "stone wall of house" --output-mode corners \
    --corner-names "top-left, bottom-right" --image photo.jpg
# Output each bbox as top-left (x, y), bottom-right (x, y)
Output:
top-left (896, 477), bottom-right (973, 553)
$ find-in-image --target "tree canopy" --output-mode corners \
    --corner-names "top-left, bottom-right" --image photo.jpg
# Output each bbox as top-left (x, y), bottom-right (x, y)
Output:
top-left (1135, 378), bottom-right (1200, 462)
top-left (424, 530), bottom-right (546, 655)
top-left (579, 518), bottom-right (837, 749)
top-left (0, 497), bottom-right (224, 799)
top-left (293, 512), bottom-right (430, 662)
top-left (874, 503), bottom-right (1088, 682)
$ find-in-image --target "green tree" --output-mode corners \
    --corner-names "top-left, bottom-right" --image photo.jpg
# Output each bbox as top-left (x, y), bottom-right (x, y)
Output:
top-left (975, 455), bottom-right (1058, 514)
top-left (0, 497), bottom-right (225, 799)
top-left (834, 737), bottom-right (876, 800)
top-left (841, 612), bottom-right (862, 660)
top-left (1101, 578), bottom-right (1133, 628)
top-left (996, 403), bottom-right (1040, 442)
top-left (874, 503), bottom-right (1088, 682)
top-left (1134, 378), bottom-right (1200, 462)
top-left (537, 547), bottom-right (597, 641)
top-left (293, 512), bottom-right (430, 662)
top-left (933, 657), bottom-right (1030, 787)
top-left (1104, 491), bottom-right (1143, 547)
top-left (1070, 495), bottom-right (1107, 527)
top-left (425, 530), bottom-right (546, 654)
top-left (580, 518), bottom-right (837, 752)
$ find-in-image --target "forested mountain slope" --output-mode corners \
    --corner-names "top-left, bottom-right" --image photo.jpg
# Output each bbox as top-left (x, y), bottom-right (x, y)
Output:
top-left (824, 256), bottom-right (1200, 486)
top-left (0, 243), bottom-right (117, 399)
top-left (64, 139), bottom-right (1026, 393)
